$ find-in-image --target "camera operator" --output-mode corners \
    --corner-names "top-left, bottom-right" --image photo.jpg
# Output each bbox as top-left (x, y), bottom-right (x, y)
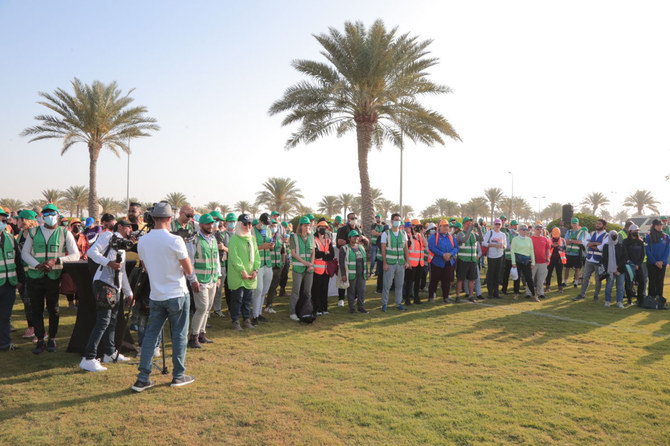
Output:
top-left (131, 202), bottom-right (195, 392)
top-left (80, 220), bottom-right (134, 372)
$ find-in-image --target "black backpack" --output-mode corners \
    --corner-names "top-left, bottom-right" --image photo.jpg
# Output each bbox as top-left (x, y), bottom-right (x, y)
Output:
top-left (642, 295), bottom-right (667, 310)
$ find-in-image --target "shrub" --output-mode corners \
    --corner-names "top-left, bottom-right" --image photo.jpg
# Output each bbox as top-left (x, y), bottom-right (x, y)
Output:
top-left (547, 213), bottom-right (622, 233)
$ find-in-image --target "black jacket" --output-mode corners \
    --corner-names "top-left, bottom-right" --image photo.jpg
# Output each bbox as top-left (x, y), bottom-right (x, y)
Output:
top-left (623, 236), bottom-right (645, 266)
top-left (601, 243), bottom-right (626, 274)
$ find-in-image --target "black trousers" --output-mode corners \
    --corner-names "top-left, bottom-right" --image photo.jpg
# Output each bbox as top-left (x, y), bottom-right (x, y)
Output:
top-left (625, 267), bottom-right (645, 301)
top-left (28, 277), bottom-right (61, 341)
top-left (501, 259), bottom-right (512, 293)
top-left (486, 257), bottom-right (504, 298)
top-left (376, 260), bottom-right (384, 292)
top-left (647, 264), bottom-right (666, 298)
top-left (279, 258), bottom-right (290, 290)
top-left (311, 273), bottom-right (330, 313)
top-left (546, 256), bottom-right (564, 288)
top-left (514, 263), bottom-right (535, 296)
top-left (403, 266), bottom-right (423, 302)
top-left (429, 262), bottom-right (454, 299)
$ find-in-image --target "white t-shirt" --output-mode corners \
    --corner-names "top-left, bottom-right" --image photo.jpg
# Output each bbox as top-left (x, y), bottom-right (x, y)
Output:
top-left (138, 229), bottom-right (189, 301)
top-left (483, 229), bottom-right (507, 259)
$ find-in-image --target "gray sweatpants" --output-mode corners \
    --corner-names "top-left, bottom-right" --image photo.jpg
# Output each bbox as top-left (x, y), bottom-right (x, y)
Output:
top-left (382, 263), bottom-right (405, 306)
top-left (290, 271), bottom-right (313, 315)
top-left (579, 261), bottom-right (603, 299)
top-left (526, 263), bottom-right (548, 297)
top-left (347, 275), bottom-right (366, 311)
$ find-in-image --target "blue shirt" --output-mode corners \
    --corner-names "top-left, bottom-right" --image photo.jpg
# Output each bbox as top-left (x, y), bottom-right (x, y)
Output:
top-left (428, 232), bottom-right (458, 268)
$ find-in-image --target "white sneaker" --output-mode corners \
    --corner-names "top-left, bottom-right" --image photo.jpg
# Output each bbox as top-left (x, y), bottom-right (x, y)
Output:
top-left (316, 312), bottom-right (323, 316)
top-left (604, 301), bottom-right (611, 307)
top-left (154, 347), bottom-right (161, 357)
top-left (265, 307), bottom-right (277, 314)
top-left (323, 311), bottom-right (329, 315)
top-left (617, 302), bottom-right (625, 309)
top-left (103, 351), bottom-right (131, 363)
top-left (337, 300), bottom-right (344, 307)
top-left (289, 314), bottom-right (299, 321)
top-left (80, 357), bottom-right (107, 372)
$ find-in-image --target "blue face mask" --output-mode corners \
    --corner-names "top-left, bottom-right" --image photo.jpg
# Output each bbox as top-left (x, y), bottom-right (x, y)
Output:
top-left (227, 222), bottom-right (235, 230)
top-left (44, 215), bottom-right (58, 227)
top-left (0, 222), bottom-right (6, 232)
top-left (392, 221), bottom-right (400, 229)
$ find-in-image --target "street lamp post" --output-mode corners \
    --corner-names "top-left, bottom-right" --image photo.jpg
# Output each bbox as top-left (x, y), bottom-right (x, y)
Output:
top-left (126, 136), bottom-right (130, 212)
top-left (399, 132), bottom-right (404, 219)
top-left (508, 171), bottom-right (514, 220)
top-left (533, 195), bottom-right (546, 220)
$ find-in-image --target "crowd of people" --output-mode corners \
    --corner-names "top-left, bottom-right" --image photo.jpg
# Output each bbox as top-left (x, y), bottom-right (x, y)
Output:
top-left (0, 201), bottom-right (668, 391)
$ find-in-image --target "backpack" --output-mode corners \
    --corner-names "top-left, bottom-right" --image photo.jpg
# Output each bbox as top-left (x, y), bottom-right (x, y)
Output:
top-left (642, 295), bottom-right (667, 310)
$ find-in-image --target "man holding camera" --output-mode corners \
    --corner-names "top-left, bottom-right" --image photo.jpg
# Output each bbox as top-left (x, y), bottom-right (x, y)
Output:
top-left (131, 202), bottom-right (196, 392)
top-left (80, 220), bottom-right (134, 372)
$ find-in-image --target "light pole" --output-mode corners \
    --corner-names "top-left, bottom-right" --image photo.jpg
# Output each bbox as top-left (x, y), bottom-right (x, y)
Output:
top-left (508, 171), bottom-right (514, 220)
top-left (533, 196), bottom-right (545, 220)
top-left (399, 132), bottom-right (404, 219)
top-left (126, 136), bottom-right (131, 212)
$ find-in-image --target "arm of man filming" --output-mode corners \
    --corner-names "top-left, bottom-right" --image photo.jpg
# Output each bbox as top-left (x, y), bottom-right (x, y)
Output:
top-left (87, 232), bottom-right (113, 267)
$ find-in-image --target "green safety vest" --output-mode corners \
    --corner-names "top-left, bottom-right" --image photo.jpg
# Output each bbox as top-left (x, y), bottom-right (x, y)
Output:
top-left (254, 227), bottom-right (273, 268)
top-left (170, 220), bottom-right (195, 233)
top-left (343, 244), bottom-right (367, 280)
top-left (503, 229), bottom-right (515, 260)
top-left (457, 232), bottom-right (477, 263)
top-left (370, 224), bottom-right (384, 246)
top-left (27, 227), bottom-right (67, 280)
top-left (270, 239), bottom-right (283, 268)
top-left (384, 230), bottom-right (406, 265)
top-left (565, 229), bottom-right (583, 256)
top-left (0, 233), bottom-right (18, 287)
top-left (193, 234), bottom-right (219, 283)
top-left (291, 233), bottom-right (314, 273)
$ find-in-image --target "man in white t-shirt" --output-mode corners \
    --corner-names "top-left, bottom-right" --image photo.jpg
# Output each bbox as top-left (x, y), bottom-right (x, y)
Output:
top-left (131, 202), bottom-right (198, 393)
top-left (482, 219), bottom-right (507, 298)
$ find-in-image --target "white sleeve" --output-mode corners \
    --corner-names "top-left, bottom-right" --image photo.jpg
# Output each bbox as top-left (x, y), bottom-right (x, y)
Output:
top-left (174, 236), bottom-right (189, 260)
top-left (21, 231), bottom-right (39, 268)
top-left (88, 232), bottom-right (112, 267)
top-left (61, 231), bottom-right (81, 263)
top-left (380, 232), bottom-right (388, 244)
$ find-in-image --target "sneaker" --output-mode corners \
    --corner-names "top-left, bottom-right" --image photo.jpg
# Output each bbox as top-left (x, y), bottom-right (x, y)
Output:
top-left (265, 306), bottom-right (277, 314)
top-left (396, 304), bottom-right (406, 311)
top-left (231, 320), bottom-right (243, 331)
top-left (198, 332), bottom-right (214, 344)
top-left (476, 295), bottom-right (484, 300)
top-left (154, 347), bottom-right (161, 357)
top-left (381, 304), bottom-right (387, 312)
top-left (593, 296), bottom-right (599, 302)
top-left (573, 295), bottom-right (584, 301)
top-left (357, 308), bottom-right (369, 314)
top-left (0, 344), bottom-right (18, 351)
top-left (212, 310), bottom-right (225, 318)
top-left (350, 308), bottom-right (356, 314)
top-left (257, 315), bottom-right (268, 323)
top-left (316, 312), bottom-right (323, 316)
top-left (171, 375), bottom-right (195, 387)
top-left (242, 319), bottom-right (255, 329)
top-left (605, 301), bottom-right (611, 307)
top-left (250, 318), bottom-right (259, 326)
top-left (131, 379), bottom-right (156, 393)
top-left (539, 295), bottom-right (546, 299)
top-left (445, 298), bottom-right (455, 304)
top-left (468, 296), bottom-right (475, 302)
top-left (46, 339), bottom-right (57, 353)
top-left (289, 314), bottom-right (299, 321)
top-left (80, 357), bottom-right (107, 372)
top-left (337, 300), bottom-right (345, 307)
top-left (617, 302), bottom-right (625, 309)
top-left (322, 311), bottom-right (329, 315)
top-left (103, 351), bottom-right (131, 363)
top-left (22, 327), bottom-right (35, 339)
top-left (374, 290), bottom-right (381, 294)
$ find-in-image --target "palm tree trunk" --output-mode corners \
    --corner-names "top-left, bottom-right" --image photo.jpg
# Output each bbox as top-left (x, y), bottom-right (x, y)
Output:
top-left (88, 146), bottom-right (100, 218)
top-left (356, 122), bottom-right (374, 238)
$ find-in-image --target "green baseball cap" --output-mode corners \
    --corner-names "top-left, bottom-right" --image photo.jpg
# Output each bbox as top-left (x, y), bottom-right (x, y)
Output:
top-left (0, 209), bottom-right (8, 217)
top-left (271, 211), bottom-right (280, 216)
top-left (210, 210), bottom-right (224, 221)
top-left (307, 213), bottom-right (315, 221)
top-left (299, 216), bottom-right (310, 225)
top-left (18, 210), bottom-right (38, 221)
top-left (199, 213), bottom-right (215, 224)
top-left (510, 220), bottom-right (518, 226)
top-left (42, 203), bottom-right (59, 213)
top-left (375, 213), bottom-right (382, 218)
top-left (499, 215), bottom-right (507, 220)
top-left (453, 222), bottom-right (463, 229)
top-left (281, 221), bottom-right (289, 228)
top-left (661, 215), bottom-right (668, 220)
top-left (463, 217), bottom-right (473, 224)
top-left (334, 216), bottom-right (342, 223)
top-left (571, 217), bottom-right (579, 224)
top-left (225, 212), bottom-right (237, 222)
top-left (348, 230), bottom-right (360, 237)
top-left (478, 218), bottom-right (484, 223)
top-left (252, 218), bottom-right (259, 226)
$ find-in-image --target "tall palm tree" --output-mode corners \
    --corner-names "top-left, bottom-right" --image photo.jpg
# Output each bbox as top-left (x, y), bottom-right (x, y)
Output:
top-left (376, 198), bottom-right (394, 220)
top-left (0, 198), bottom-right (24, 213)
top-left (98, 197), bottom-right (124, 215)
top-left (62, 185), bottom-right (89, 218)
top-left (338, 193), bottom-right (355, 218)
top-left (255, 177), bottom-right (304, 212)
top-left (278, 203), bottom-right (293, 220)
top-left (370, 188), bottom-right (384, 210)
top-left (514, 198), bottom-right (534, 221)
top-left (580, 192), bottom-right (610, 215)
top-left (460, 197), bottom-right (489, 220)
top-left (248, 204), bottom-right (260, 218)
top-left (164, 192), bottom-right (188, 210)
top-left (483, 188), bottom-right (505, 223)
top-left (317, 195), bottom-right (342, 218)
top-left (235, 200), bottom-right (251, 214)
top-left (499, 196), bottom-right (526, 221)
top-left (540, 202), bottom-right (563, 222)
top-left (269, 20), bottom-right (460, 236)
top-left (205, 201), bottom-right (222, 212)
top-left (623, 189), bottom-right (660, 216)
top-left (21, 78), bottom-right (159, 218)
top-left (434, 198), bottom-right (459, 217)
top-left (422, 204), bottom-right (439, 219)
top-left (41, 189), bottom-right (63, 208)
top-left (26, 199), bottom-right (45, 211)
top-left (614, 210), bottom-right (629, 224)
top-left (296, 204), bottom-right (313, 216)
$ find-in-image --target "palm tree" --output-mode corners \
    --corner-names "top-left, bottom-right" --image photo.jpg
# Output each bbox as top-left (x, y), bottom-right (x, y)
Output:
top-left (269, 20), bottom-right (460, 236)
top-left (540, 202), bottom-right (563, 222)
top-left (164, 192), bottom-right (188, 210)
top-left (318, 195), bottom-right (342, 218)
top-left (296, 204), bottom-right (313, 216)
top-left (98, 197), bottom-right (123, 215)
top-left (41, 189), bottom-right (63, 208)
top-left (483, 188), bottom-right (505, 223)
top-left (338, 193), bottom-right (355, 218)
top-left (599, 209), bottom-right (613, 222)
top-left (370, 188), bottom-right (385, 210)
top-left (26, 199), bottom-right (45, 211)
top-left (391, 203), bottom-right (414, 217)
top-left (614, 210), bottom-right (629, 225)
top-left (235, 200), bottom-right (251, 214)
top-left (62, 185), bottom-right (89, 218)
top-left (623, 189), bottom-right (660, 216)
top-left (422, 204), bottom-right (439, 218)
top-left (460, 197), bottom-right (488, 220)
top-left (0, 198), bottom-right (24, 213)
top-left (580, 192), bottom-right (610, 215)
top-left (434, 198), bottom-right (459, 217)
top-left (376, 198), bottom-right (394, 220)
top-left (21, 78), bottom-right (159, 218)
top-left (514, 198), bottom-right (534, 221)
top-left (278, 203), bottom-right (293, 220)
top-left (248, 204), bottom-right (260, 218)
top-left (205, 201), bottom-right (222, 212)
top-left (255, 177), bottom-right (303, 212)
top-left (498, 196), bottom-right (529, 221)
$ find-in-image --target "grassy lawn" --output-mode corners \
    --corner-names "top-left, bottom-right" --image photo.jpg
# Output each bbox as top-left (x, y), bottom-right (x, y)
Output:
top-left (1, 273), bottom-right (670, 445)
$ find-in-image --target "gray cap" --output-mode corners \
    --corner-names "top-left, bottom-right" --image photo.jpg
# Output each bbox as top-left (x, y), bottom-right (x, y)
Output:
top-left (151, 201), bottom-right (173, 218)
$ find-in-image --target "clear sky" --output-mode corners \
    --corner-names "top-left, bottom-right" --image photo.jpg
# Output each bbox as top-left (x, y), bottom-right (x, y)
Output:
top-left (1, 0), bottom-right (669, 217)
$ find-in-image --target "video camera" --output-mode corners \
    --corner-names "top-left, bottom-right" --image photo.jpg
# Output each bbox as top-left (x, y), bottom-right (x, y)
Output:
top-left (110, 234), bottom-right (134, 251)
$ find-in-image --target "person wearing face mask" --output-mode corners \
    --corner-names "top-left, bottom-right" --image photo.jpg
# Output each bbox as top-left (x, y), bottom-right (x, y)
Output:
top-left (60, 218), bottom-right (88, 309)
top-left (15, 210), bottom-right (39, 341)
top-left (340, 229), bottom-right (368, 314)
top-left (645, 219), bottom-right (669, 301)
top-left (622, 223), bottom-right (645, 305)
top-left (370, 214), bottom-right (385, 277)
top-left (404, 220), bottom-right (426, 305)
top-left (455, 218), bottom-right (479, 302)
top-left (251, 213), bottom-right (274, 325)
top-left (312, 220), bottom-right (335, 315)
top-left (212, 212), bottom-right (236, 317)
top-left (510, 225), bottom-right (536, 300)
top-left (381, 213), bottom-right (411, 311)
top-left (265, 219), bottom-right (285, 314)
top-left (573, 219), bottom-right (608, 302)
top-left (21, 204), bottom-right (80, 354)
top-left (482, 219), bottom-right (507, 299)
top-left (289, 217), bottom-right (315, 321)
top-left (336, 213), bottom-right (369, 307)
top-left (601, 230), bottom-right (626, 308)
top-left (545, 227), bottom-right (567, 293)
top-left (0, 208), bottom-right (25, 351)
top-left (428, 219), bottom-right (459, 303)
top-left (278, 221), bottom-right (291, 298)
top-left (374, 219), bottom-right (391, 295)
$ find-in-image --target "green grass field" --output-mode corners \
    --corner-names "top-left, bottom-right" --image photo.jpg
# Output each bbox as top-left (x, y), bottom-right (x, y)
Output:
top-left (1, 274), bottom-right (669, 445)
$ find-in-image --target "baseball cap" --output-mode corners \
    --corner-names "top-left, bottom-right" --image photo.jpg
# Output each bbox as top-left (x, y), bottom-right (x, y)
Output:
top-left (348, 230), bottom-right (360, 237)
top-left (226, 212), bottom-right (237, 222)
top-left (570, 217), bottom-right (579, 224)
top-left (237, 214), bottom-right (252, 224)
top-left (42, 203), bottom-right (59, 214)
top-left (299, 216), bottom-right (310, 225)
top-left (210, 210), bottom-right (224, 221)
top-left (463, 217), bottom-right (473, 224)
top-left (199, 213), bottom-right (215, 225)
top-left (494, 219), bottom-right (502, 225)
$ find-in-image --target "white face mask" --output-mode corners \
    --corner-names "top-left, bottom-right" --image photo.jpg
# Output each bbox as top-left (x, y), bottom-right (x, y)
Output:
top-left (227, 222), bottom-right (235, 230)
top-left (0, 222), bottom-right (6, 232)
top-left (272, 226), bottom-right (278, 234)
top-left (392, 221), bottom-right (401, 229)
top-left (44, 215), bottom-right (58, 226)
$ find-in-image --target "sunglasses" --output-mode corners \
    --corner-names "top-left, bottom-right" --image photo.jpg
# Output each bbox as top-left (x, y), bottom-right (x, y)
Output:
top-left (43, 212), bottom-right (57, 216)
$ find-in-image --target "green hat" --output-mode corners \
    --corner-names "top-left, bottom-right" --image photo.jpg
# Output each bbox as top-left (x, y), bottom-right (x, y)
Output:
top-left (334, 216), bottom-right (342, 223)
top-left (463, 217), bottom-right (473, 224)
top-left (18, 210), bottom-right (38, 221)
top-left (499, 215), bottom-right (507, 220)
top-left (271, 211), bottom-right (280, 216)
top-left (271, 219), bottom-right (277, 224)
top-left (225, 212), bottom-right (237, 222)
top-left (449, 218), bottom-right (456, 222)
top-left (281, 221), bottom-right (289, 228)
top-left (0, 209), bottom-right (8, 217)
top-left (478, 218), bottom-right (484, 223)
top-left (348, 229), bottom-right (360, 238)
top-left (510, 220), bottom-right (518, 226)
top-left (299, 216), bottom-right (310, 225)
top-left (453, 222), bottom-right (463, 229)
top-left (252, 218), bottom-right (259, 226)
top-left (375, 213), bottom-right (382, 218)
top-left (661, 216), bottom-right (668, 220)
top-left (199, 213), bottom-right (215, 224)
top-left (210, 210), bottom-right (224, 221)
top-left (42, 203), bottom-right (59, 213)
top-left (570, 217), bottom-right (579, 224)
top-left (307, 213), bottom-right (315, 221)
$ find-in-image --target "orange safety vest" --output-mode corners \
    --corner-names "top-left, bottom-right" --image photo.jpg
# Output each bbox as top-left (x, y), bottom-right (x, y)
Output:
top-left (408, 235), bottom-right (425, 267)
top-left (313, 236), bottom-right (330, 275)
top-left (73, 232), bottom-right (89, 260)
top-left (549, 237), bottom-right (567, 265)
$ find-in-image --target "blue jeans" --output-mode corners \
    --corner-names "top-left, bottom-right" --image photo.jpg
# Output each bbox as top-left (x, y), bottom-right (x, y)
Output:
top-left (0, 286), bottom-right (16, 349)
top-left (605, 273), bottom-right (625, 303)
top-left (84, 303), bottom-right (118, 359)
top-left (230, 287), bottom-right (253, 321)
top-left (370, 246), bottom-right (378, 274)
top-left (137, 294), bottom-right (190, 381)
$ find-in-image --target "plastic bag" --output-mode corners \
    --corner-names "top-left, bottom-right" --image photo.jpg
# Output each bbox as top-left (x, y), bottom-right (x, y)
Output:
top-left (510, 266), bottom-right (519, 281)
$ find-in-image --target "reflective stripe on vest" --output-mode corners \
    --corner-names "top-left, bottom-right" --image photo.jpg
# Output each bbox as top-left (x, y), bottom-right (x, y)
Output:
top-left (292, 233), bottom-right (313, 273)
top-left (408, 236), bottom-right (424, 267)
top-left (254, 228), bottom-right (273, 268)
top-left (193, 234), bottom-right (219, 283)
top-left (384, 230), bottom-right (405, 265)
top-left (170, 220), bottom-right (195, 233)
top-left (0, 233), bottom-right (18, 286)
top-left (27, 227), bottom-right (66, 280)
top-left (586, 231), bottom-right (606, 262)
top-left (549, 238), bottom-right (567, 265)
top-left (370, 224), bottom-right (384, 245)
top-left (344, 244), bottom-right (367, 280)
top-left (457, 232), bottom-right (477, 263)
top-left (565, 229), bottom-right (583, 255)
top-left (313, 237), bottom-right (330, 275)
top-left (270, 239), bottom-right (283, 268)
